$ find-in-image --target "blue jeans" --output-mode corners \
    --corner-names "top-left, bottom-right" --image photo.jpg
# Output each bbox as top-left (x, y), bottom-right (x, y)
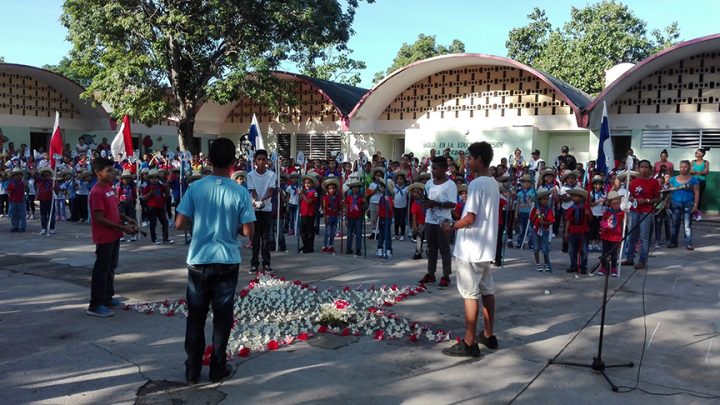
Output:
top-left (377, 218), bottom-right (392, 251)
top-left (185, 264), bottom-right (239, 379)
top-left (515, 211), bottom-right (533, 248)
top-left (9, 201), bottom-right (26, 231)
top-left (533, 228), bottom-right (550, 255)
top-left (623, 211), bottom-right (653, 264)
top-left (286, 204), bottom-right (298, 232)
top-left (346, 217), bottom-right (363, 252)
top-left (323, 216), bottom-right (338, 247)
top-left (568, 233), bottom-right (588, 270)
top-left (670, 202), bottom-right (693, 246)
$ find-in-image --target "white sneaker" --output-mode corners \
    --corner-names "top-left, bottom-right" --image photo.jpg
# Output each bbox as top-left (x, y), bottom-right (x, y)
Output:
top-left (120, 238), bottom-right (127, 242)
top-left (130, 236), bottom-right (138, 242)
top-left (49, 229), bottom-right (56, 234)
top-left (376, 249), bottom-right (383, 257)
top-left (399, 236), bottom-right (405, 241)
top-left (386, 251), bottom-right (393, 258)
top-left (39, 229), bottom-right (47, 235)
top-left (142, 221), bottom-right (149, 227)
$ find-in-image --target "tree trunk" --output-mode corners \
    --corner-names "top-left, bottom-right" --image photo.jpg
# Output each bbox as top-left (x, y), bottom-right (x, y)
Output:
top-left (177, 114), bottom-right (197, 155)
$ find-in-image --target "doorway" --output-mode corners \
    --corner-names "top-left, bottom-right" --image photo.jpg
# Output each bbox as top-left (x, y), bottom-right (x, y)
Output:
top-left (393, 137), bottom-right (405, 161)
top-left (612, 136), bottom-right (632, 164)
top-left (30, 132), bottom-right (50, 153)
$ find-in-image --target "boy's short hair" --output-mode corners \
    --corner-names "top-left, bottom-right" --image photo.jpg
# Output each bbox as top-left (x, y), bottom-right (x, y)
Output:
top-left (431, 156), bottom-right (448, 170)
top-left (467, 142), bottom-right (494, 167)
top-left (638, 159), bottom-right (651, 168)
top-left (208, 138), bottom-right (236, 168)
top-left (92, 157), bottom-right (115, 174)
top-left (254, 149), bottom-right (268, 159)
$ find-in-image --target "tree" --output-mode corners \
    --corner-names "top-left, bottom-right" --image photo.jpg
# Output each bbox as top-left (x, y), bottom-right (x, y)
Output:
top-left (506, 1), bottom-right (680, 95)
top-left (0, 56), bottom-right (5, 63)
top-left (373, 34), bottom-right (465, 83)
top-left (43, 56), bottom-right (96, 88)
top-left (298, 45), bottom-right (367, 87)
top-left (62, 0), bottom-right (373, 153)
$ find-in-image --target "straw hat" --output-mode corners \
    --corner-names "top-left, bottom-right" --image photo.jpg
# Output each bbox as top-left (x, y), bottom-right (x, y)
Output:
top-left (591, 175), bottom-right (604, 184)
top-left (120, 170), bottom-right (133, 179)
top-left (566, 188), bottom-right (588, 199)
top-left (302, 174), bottom-right (319, 187)
top-left (39, 167), bottom-right (53, 176)
top-left (231, 171), bottom-right (247, 181)
top-left (458, 184), bottom-right (468, 193)
top-left (607, 191), bottom-right (622, 201)
top-left (520, 174), bottom-right (533, 183)
top-left (322, 177), bottom-right (340, 191)
top-left (418, 172), bottom-right (431, 181)
top-left (496, 172), bottom-right (510, 182)
top-left (394, 170), bottom-right (408, 180)
top-left (536, 189), bottom-right (553, 199)
top-left (372, 166), bottom-right (386, 177)
top-left (560, 170), bottom-right (580, 182)
top-left (346, 179), bottom-right (363, 189)
top-left (407, 182), bottom-right (425, 193)
top-left (147, 169), bottom-right (160, 178)
top-left (541, 168), bottom-right (556, 178)
top-left (617, 170), bottom-right (639, 181)
top-left (377, 178), bottom-right (395, 194)
top-left (11, 167), bottom-right (24, 176)
top-left (141, 167), bottom-right (150, 174)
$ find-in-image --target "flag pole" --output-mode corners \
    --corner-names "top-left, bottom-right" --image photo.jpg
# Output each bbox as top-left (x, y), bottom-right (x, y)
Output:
top-left (47, 158), bottom-right (59, 236)
top-left (275, 153), bottom-right (280, 253)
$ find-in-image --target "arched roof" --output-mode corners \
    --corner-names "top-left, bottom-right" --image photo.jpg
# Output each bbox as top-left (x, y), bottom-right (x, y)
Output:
top-left (0, 63), bottom-right (110, 126)
top-left (349, 53), bottom-right (592, 126)
top-left (584, 33), bottom-right (720, 126)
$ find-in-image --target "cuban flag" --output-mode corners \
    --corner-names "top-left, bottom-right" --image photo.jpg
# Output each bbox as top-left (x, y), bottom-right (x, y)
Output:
top-left (597, 102), bottom-right (615, 175)
top-left (248, 114), bottom-right (265, 150)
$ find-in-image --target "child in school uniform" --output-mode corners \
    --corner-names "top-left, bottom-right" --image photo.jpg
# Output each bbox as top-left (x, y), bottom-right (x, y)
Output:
top-left (7, 167), bottom-right (27, 232)
top-left (564, 188), bottom-right (591, 274)
top-left (231, 170), bottom-right (247, 188)
top-left (494, 180), bottom-right (509, 267)
top-left (409, 182), bottom-right (426, 260)
top-left (393, 171), bottom-right (409, 240)
top-left (344, 179), bottom-right (364, 256)
top-left (298, 174), bottom-right (319, 253)
top-left (117, 170), bottom-right (137, 242)
top-left (589, 175), bottom-right (606, 252)
top-left (598, 191), bottom-right (624, 278)
top-left (514, 174), bottom-right (536, 249)
top-left (531, 189), bottom-right (555, 272)
top-left (76, 171), bottom-right (92, 223)
top-left (321, 177), bottom-right (341, 254)
top-left (26, 169), bottom-right (36, 220)
top-left (285, 172), bottom-right (300, 235)
top-left (142, 169), bottom-right (173, 245)
top-left (36, 167), bottom-right (56, 234)
top-left (367, 167), bottom-right (386, 240)
top-left (375, 178), bottom-right (394, 258)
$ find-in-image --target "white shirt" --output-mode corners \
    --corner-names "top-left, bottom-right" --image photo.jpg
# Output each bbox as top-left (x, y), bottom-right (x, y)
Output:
top-left (560, 184), bottom-right (576, 210)
top-left (285, 184), bottom-right (300, 205)
top-left (454, 176), bottom-right (499, 263)
top-left (247, 169), bottom-right (277, 212)
top-left (394, 184), bottom-right (408, 208)
top-left (369, 182), bottom-right (382, 204)
top-left (424, 178), bottom-right (457, 224)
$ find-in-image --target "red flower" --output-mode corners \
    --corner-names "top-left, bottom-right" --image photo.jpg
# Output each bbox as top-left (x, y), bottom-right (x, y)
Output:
top-left (239, 288), bottom-right (250, 298)
top-left (456, 336), bottom-right (461, 343)
top-left (301, 283), bottom-right (310, 289)
top-left (368, 306), bottom-right (378, 313)
top-left (394, 296), bottom-right (403, 303)
top-left (177, 298), bottom-right (186, 305)
top-left (343, 286), bottom-right (350, 292)
top-left (279, 276), bottom-right (286, 281)
top-left (162, 299), bottom-right (170, 307)
top-left (334, 299), bottom-right (350, 310)
top-left (293, 280), bottom-right (302, 285)
top-left (382, 301), bottom-right (393, 307)
top-left (318, 325), bottom-right (329, 333)
top-left (248, 281), bottom-right (256, 289)
top-left (204, 345), bottom-right (214, 355)
top-left (165, 310), bottom-right (175, 317)
top-left (341, 328), bottom-right (351, 336)
top-left (373, 330), bottom-right (385, 340)
top-left (238, 347), bottom-right (250, 357)
top-left (408, 290), bottom-right (416, 296)
top-left (202, 345), bottom-right (214, 365)
top-left (298, 332), bottom-right (309, 341)
top-left (122, 305), bottom-right (131, 311)
top-left (267, 340), bottom-right (279, 351)
top-left (390, 284), bottom-right (398, 291)
top-left (409, 334), bottom-right (418, 342)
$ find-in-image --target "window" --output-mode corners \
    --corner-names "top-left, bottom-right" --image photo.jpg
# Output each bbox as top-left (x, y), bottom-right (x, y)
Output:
top-left (295, 133), bottom-right (343, 160)
top-left (641, 129), bottom-right (671, 148)
top-left (641, 128), bottom-right (720, 149)
top-left (671, 129), bottom-right (701, 149)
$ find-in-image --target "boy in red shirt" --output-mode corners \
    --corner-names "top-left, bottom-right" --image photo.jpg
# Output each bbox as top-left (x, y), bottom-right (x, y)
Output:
top-left (36, 167), bottom-right (56, 235)
top-left (564, 188), bottom-right (591, 274)
top-left (530, 189), bottom-right (555, 272)
top-left (117, 170), bottom-right (137, 242)
top-left (142, 169), bottom-right (173, 245)
top-left (298, 174), bottom-right (318, 253)
top-left (376, 178), bottom-right (394, 258)
top-left (7, 168), bottom-right (27, 232)
top-left (621, 160), bottom-right (661, 270)
top-left (87, 157), bottom-right (138, 317)
top-left (599, 191), bottom-right (624, 278)
top-left (409, 182), bottom-right (426, 260)
top-left (321, 178), bottom-right (341, 254)
top-left (344, 179), bottom-right (364, 256)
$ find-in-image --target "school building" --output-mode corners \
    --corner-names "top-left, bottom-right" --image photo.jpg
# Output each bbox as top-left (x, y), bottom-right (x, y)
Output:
top-left (1, 33), bottom-right (719, 210)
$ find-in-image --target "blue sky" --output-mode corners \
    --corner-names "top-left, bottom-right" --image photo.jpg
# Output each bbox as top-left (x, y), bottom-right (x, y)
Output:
top-left (1, 0), bottom-right (718, 89)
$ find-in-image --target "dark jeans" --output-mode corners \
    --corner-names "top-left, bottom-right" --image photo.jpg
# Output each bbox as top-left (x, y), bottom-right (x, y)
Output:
top-left (346, 217), bottom-right (363, 252)
top-left (39, 199), bottom-right (55, 231)
top-left (270, 216), bottom-right (286, 250)
top-left (324, 216), bottom-right (339, 247)
top-left (0, 194), bottom-right (8, 215)
top-left (670, 202), bottom-right (694, 246)
top-left (426, 223), bottom-right (451, 277)
top-left (251, 211), bottom-right (272, 267)
top-left (26, 194), bottom-right (36, 215)
top-left (75, 194), bottom-right (89, 222)
top-left (119, 200), bottom-right (136, 222)
top-left (495, 222), bottom-right (505, 264)
top-left (185, 264), bottom-right (239, 380)
top-left (654, 211), bottom-right (671, 244)
top-left (300, 215), bottom-right (315, 253)
top-left (602, 240), bottom-right (619, 270)
top-left (286, 204), bottom-right (298, 232)
top-left (377, 218), bottom-right (392, 251)
top-left (148, 206), bottom-right (169, 242)
top-left (394, 207), bottom-right (407, 237)
top-left (89, 240), bottom-right (120, 308)
top-left (568, 233), bottom-right (588, 270)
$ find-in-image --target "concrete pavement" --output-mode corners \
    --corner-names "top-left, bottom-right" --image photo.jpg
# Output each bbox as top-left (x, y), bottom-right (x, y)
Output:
top-left (0, 216), bottom-right (719, 404)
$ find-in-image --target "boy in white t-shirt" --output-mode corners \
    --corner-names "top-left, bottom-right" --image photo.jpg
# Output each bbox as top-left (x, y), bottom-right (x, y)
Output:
top-left (246, 150), bottom-right (277, 273)
top-left (441, 141), bottom-right (499, 358)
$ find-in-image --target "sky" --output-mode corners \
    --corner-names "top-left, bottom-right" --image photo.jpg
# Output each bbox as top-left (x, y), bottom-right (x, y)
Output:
top-left (1, 0), bottom-right (719, 89)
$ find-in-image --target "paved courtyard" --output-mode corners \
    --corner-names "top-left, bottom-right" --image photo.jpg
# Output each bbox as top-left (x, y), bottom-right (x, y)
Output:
top-left (0, 216), bottom-right (718, 404)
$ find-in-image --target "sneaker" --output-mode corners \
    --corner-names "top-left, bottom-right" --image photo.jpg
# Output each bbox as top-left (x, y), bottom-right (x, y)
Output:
top-left (209, 364), bottom-right (233, 383)
top-left (346, 249), bottom-right (354, 255)
top-left (39, 229), bottom-right (47, 235)
top-left (412, 251), bottom-right (422, 260)
top-left (31, 215), bottom-right (36, 220)
top-left (566, 267), bottom-right (577, 273)
top-left (507, 240), bottom-right (513, 248)
top-left (141, 221), bottom-right (149, 227)
top-left (611, 268), bottom-right (619, 278)
top-left (438, 277), bottom-right (450, 288)
top-left (411, 238), bottom-right (417, 243)
top-left (686, 245), bottom-right (694, 251)
top-left (86, 305), bottom-right (114, 317)
top-left (49, 229), bottom-right (56, 234)
top-left (418, 273), bottom-right (436, 284)
top-left (544, 263), bottom-right (552, 273)
top-left (368, 233), bottom-right (375, 240)
top-left (120, 238), bottom-right (127, 242)
top-left (441, 339), bottom-right (481, 358)
top-left (376, 248), bottom-right (383, 257)
top-left (385, 250), bottom-right (392, 258)
top-left (476, 332), bottom-right (498, 349)
top-left (153, 240), bottom-right (161, 245)
top-left (634, 262), bottom-right (646, 270)
top-left (130, 235), bottom-right (138, 241)
top-left (394, 235), bottom-right (399, 240)
top-left (163, 239), bottom-right (175, 244)
top-left (399, 236), bottom-right (405, 241)
top-left (249, 265), bottom-right (259, 274)
top-left (580, 268), bottom-right (588, 275)
top-left (536, 263), bottom-right (544, 272)
top-left (107, 298), bottom-right (124, 307)
top-left (597, 267), bottom-right (605, 276)
top-left (262, 265), bottom-right (274, 273)
top-left (654, 242), bottom-right (660, 249)
top-left (321, 246), bottom-right (328, 253)
top-left (621, 259), bottom-right (634, 266)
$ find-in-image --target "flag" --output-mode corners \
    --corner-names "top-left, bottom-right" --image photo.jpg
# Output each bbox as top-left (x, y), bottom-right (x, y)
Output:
top-left (111, 115), bottom-right (134, 161)
top-left (597, 102), bottom-right (615, 175)
top-left (248, 114), bottom-right (265, 150)
top-left (49, 111), bottom-right (64, 168)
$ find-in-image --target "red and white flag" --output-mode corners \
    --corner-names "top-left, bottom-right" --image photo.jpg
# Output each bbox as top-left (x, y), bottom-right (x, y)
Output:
top-left (111, 115), bottom-right (134, 161)
top-left (49, 111), bottom-right (64, 168)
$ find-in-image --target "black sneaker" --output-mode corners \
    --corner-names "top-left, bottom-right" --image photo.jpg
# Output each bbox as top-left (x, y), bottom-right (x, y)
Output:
top-left (565, 267), bottom-right (577, 273)
top-left (412, 251), bottom-right (422, 260)
top-left (346, 249), bottom-right (354, 255)
top-left (209, 364), bottom-right (233, 383)
top-left (368, 233), bottom-right (376, 240)
top-left (185, 360), bottom-right (200, 385)
top-left (441, 339), bottom-right (481, 358)
top-left (249, 265), bottom-right (259, 274)
top-left (476, 331), bottom-right (498, 349)
top-left (262, 265), bottom-right (274, 274)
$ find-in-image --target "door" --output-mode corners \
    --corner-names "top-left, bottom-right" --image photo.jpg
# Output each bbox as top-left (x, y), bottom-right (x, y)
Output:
top-left (30, 132), bottom-right (50, 153)
top-left (612, 136), bottom-right (632, 164)
top-left (393, 137), bottom-right (405, 161)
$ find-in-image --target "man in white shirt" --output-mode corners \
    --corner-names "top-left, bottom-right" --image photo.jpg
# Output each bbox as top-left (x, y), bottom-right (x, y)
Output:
top-left (246, 150), bottom-right (277, 273)
top-left (418, 157), bottom-right (457, 288)
top-left (441, 141), bottom-right (499, 358)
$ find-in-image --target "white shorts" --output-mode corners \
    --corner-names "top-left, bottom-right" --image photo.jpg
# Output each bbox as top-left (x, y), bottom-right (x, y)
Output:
top-left (455, 259), bottom-right (494, 299)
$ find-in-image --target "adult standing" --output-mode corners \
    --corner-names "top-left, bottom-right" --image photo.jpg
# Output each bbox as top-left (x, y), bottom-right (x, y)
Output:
top-left (653, 149), bottom-right (674, 177)
top-left (689, 148), bottom-right (710, 209)
top-left (668, 160), bottom-right (700, 250)
top-left (418, 157), bottom-right (457, 288)
top-left (621, 160), bottom-right (661, 270)
top-left (528, 149), bottom-right (543, 174)
top-left (246, 149), bottom-right (277, 273)
top-left (175, 138), bottom-right (256, 384)
top-left (554, 145), bottom-right (577, 171)
top-left (440, 141), bottom-right (499, 357)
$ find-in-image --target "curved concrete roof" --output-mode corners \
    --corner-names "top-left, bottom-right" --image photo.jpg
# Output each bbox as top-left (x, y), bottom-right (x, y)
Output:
top-left (349, 53), bottom-right (592, 127)
top-left (584, 33), bottom-right (720, 126)
top-left (0, 63), bottom-right (110, 127)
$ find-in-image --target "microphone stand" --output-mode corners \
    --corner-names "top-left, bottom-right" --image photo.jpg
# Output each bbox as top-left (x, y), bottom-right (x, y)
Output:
top-left (547, 209), bottom-right (656, 391)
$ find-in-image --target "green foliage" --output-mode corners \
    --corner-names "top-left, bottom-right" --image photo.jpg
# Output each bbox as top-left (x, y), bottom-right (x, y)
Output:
top-left (0, 56), bottom-right (5, 63)
top-left (506, 1), bottom-right (680, 95)
top-left (299, 45), bottom-right (367, 87)
top-left (61, 0), bottom-right (372, 152)
top-left (373, 34), bottom-right (465, 83)
top-left (42, 56), bottom-right (96, 88)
